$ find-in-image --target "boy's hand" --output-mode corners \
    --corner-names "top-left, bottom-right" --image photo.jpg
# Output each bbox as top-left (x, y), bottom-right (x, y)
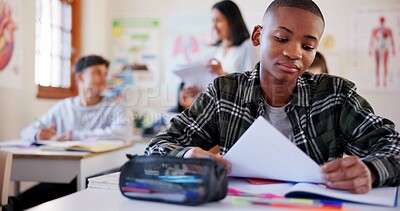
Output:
top-left (206, 58), bottom-right (225, 76)
top-left (184, 147), bottom-right (231, 173)
top-left (35, 123), bottom-right (56, 140)
top-left (57, 131), bottom-right (73, 142)
top-left (322, 156), bottom-right (377, 194)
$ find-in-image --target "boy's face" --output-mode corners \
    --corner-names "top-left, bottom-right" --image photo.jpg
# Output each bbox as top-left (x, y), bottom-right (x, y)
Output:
top-left (77, 64), bottom-right (108, 97)
top-left (252, 7), bottom-right (324, 85)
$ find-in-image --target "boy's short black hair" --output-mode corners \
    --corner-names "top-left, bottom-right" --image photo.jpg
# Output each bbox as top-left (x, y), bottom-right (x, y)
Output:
top-left (74, 55), bottom-right (110, 73)
top-left (265, 0), bottom-right (324, 25)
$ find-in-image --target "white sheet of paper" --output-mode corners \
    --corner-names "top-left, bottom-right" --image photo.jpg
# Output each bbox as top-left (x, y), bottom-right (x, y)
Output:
top-left (224, 116), bottom-right (325, 183)
top-left (0, 139), bottom-right (32, 147)
top-left (172, 61), bottom-right (217, 90)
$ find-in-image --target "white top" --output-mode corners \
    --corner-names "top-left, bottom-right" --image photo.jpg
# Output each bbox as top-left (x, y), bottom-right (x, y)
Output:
top-left (20, 97), bottom-right (133, 141)
top-left (213, 39), bottom-right (259, 74)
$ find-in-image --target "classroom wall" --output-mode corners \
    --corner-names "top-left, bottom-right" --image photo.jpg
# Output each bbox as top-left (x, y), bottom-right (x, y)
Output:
top-left (0, 0), bottom-right (399, 141)
top-left (0, 0), bottom-right (56, 141)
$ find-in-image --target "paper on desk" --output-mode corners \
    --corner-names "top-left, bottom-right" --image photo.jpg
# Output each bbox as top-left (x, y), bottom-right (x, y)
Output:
top-left (224, 117), bottom-right (325, 183)
top-left (0, 139), bottom-right (32, 147)
top-left (173, 61), bottom-right (217, 90)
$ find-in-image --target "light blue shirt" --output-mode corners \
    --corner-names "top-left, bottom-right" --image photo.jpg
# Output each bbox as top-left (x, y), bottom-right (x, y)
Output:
top-left (21, 96), bottom-right (133, 141)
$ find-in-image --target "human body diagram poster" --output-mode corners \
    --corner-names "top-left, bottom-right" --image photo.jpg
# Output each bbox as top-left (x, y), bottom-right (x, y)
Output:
top-left (351, 6), bottom-right (400, 91)
top-left (0, 0), bottom-right (21, 89)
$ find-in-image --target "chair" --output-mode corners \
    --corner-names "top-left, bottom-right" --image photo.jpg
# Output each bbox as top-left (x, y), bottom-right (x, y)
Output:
top-left (0, 150), bottom-right (13, 208)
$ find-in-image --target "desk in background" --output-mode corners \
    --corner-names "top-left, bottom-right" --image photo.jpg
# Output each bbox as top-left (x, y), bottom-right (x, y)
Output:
top-left (0, 140), bottom-right (149, 191)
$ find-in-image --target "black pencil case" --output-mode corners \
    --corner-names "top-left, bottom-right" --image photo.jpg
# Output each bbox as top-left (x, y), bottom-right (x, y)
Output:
top-left (119, 154), bottom-right (228, 205)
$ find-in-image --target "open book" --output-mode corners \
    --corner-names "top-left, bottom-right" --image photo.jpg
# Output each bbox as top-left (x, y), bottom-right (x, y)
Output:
top-left (229, 178), bottom-right (398, 207)
top-left (40, 140), bottom-right (124, 153)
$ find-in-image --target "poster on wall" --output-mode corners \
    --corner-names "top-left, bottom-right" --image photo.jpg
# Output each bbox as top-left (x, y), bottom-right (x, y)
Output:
top-left (164, 14), bottom-right (213, 100)
top-left (0, 0), bottom-right (21, 89)
top-left (110, 17), bottom-right (160, 88)
top-left (351, 5), bottom-right (400, 91)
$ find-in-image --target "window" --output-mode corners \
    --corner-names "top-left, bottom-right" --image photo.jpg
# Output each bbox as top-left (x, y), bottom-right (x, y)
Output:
top-left (35, 0), bottom-right (81, 99)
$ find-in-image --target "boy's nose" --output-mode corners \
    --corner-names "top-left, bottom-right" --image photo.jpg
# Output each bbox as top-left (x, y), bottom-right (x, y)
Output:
top-left (283, 44), bottom-right (302, 60)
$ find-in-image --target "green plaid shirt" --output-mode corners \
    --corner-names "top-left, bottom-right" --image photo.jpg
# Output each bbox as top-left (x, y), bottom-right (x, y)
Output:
top-left (145, 63), bottom-right (400, 187)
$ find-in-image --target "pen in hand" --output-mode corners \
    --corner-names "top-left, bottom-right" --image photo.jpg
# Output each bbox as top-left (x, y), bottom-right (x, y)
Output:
top-left (35, 120), bottom-right (57, 141)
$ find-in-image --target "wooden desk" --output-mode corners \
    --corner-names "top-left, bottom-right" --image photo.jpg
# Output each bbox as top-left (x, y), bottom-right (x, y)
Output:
top-left (1, 141), bottom-right (148, 191)
top-left (27, 187), bottom-right (399, 211)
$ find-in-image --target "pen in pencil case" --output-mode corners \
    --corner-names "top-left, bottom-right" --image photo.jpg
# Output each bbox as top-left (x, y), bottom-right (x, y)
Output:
top-left (123, 188), bottom-right (205, 203)
top-left (157, 175), bottom-right (203, 183)
top-left (122, 182), bottom-right (205, 197)
top-left (125, 179), bottom-right (184, 192)
top-left (124, 192), bottom-right (187, 203)
top-left (121, 186), bottom-right (204, 197)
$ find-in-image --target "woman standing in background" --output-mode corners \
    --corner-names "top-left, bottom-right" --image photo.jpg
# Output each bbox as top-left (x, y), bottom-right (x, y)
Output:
top-left (207, 0), bottom-right (259, 75)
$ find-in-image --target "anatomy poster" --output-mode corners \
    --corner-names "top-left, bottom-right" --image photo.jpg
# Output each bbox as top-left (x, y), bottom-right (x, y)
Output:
top-left (351, 5), bottom-right (400, 91)
top-left (111, 17), bottom-right (161, 88)
top-left (0, 0), bottom-right (21, 89)
top-left (164, 14), bottom-right (213, 100)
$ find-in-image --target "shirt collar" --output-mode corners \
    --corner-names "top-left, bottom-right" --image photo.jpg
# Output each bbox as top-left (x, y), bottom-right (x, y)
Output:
top-left (250, 63), bottom-right (316, 110)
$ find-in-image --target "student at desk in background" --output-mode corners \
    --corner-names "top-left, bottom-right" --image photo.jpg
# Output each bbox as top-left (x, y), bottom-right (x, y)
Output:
top-left (21, 55), bottom-right (132, 142)
top-left (307, 51), bottom-right (329, 74)
top-left (146, 0), bottom-right (400, 194)
top-left (169, 82), bottom-right (201, 113)
top-left (18, 55), bottom-right (132, 210)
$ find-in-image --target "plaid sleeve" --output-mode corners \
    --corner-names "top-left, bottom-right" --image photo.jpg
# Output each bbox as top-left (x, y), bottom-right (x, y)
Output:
top-left (145, 82), bottom-right (220, 157)
top-left (339, 83), bottom-right (400, 187)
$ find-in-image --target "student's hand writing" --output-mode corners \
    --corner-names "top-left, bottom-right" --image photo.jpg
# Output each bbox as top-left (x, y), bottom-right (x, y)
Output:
top-left (321, 156), bottom-right (377, 194)
top-left (184, 147), bottom-right (231, 173)
top-left (35, 123), bottom-right (56, 140)
top-left (206, 58), bottom-right (225, 76)
top-left (57, 131), bottom-right (73, 142)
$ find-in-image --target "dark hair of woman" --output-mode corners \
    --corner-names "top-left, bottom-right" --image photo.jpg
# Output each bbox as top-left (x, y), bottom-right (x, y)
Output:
top-left (212, 0), bottom-right (250, 46)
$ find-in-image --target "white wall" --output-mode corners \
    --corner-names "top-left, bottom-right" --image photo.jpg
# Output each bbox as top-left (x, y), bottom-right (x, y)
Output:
top-left (0, 0), bottom-right (399, 141)
top-left (0, 0), bottom-right (56, 140)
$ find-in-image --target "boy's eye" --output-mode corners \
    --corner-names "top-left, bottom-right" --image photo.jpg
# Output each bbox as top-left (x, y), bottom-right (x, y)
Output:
top-left (274, 36), bottom-right (288, 43)
top-left (302, 45), bottom-right (315, 51)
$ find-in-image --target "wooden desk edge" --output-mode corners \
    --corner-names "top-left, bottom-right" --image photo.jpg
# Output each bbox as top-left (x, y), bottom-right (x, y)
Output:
top-left (13, 142), bottom-right (135, 160)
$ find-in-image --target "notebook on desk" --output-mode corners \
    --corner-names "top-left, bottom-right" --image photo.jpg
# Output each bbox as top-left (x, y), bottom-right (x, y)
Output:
top-left (224, 117), bottom-right (399, 207)
top-left (228, 178), bottom-right (398, 207)
top-left (40, 140), bottom-right (124, 153)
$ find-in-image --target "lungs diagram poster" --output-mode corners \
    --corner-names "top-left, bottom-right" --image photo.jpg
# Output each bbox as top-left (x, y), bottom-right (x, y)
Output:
top-left (0, 0), bottom-right (21, 89)
top-left (351, 5), bottom-right (400, 91)
top-left (164, 14), bottom-right (213, 102)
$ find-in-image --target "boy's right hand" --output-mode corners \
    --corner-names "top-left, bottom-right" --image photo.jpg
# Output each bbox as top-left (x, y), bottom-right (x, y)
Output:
top-left (184, 147), bottom-right (231, 173)
top-left (35, 123), bottom-right (56, 140)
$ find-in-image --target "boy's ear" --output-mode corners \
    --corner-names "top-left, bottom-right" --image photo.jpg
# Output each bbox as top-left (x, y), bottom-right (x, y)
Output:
top-left (251, 25), bottom-right (262, 46)
top-left (75, 72), bottom-right (83, 82)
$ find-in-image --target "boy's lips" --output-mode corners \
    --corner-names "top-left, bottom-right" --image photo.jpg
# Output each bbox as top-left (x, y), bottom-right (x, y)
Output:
top-left (277, 62), bottom-right (299, 73)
